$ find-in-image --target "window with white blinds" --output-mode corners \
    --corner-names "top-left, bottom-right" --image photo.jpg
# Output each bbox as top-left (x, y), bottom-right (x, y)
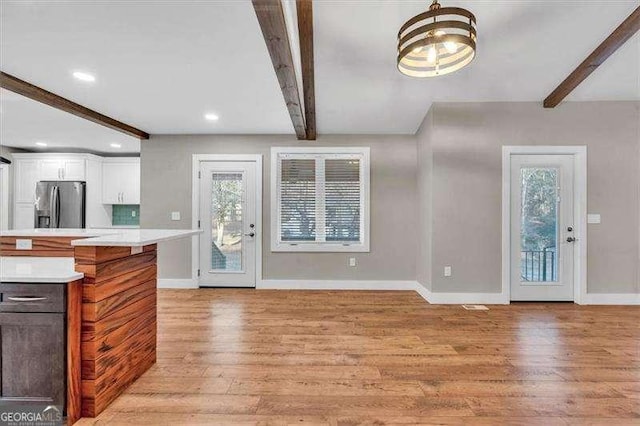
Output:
top-left (271, 147), bottom-right (370, 252)
top-left (280, 159), bottom-right (316, 242)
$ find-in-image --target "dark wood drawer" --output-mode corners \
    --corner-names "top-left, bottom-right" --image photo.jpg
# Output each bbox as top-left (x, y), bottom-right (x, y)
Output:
top-left (0, 283), bottom-right (66, 313)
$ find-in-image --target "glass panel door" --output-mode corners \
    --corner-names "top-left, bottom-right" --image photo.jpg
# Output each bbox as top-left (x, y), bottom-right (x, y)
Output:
top-left (199, 161), bottom-right (257, 287)
top-left (510, 155), bottom-right (575, 301)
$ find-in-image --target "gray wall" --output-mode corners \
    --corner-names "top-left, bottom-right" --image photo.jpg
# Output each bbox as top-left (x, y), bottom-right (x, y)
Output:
top-left (416, 109), bottom-right (433, 291)
top-left (423, 102), bottom-right (640, 294)
top-left (141, 135), bottom-right (418, 281)
top-left (141, 101), bottom-right (639, 295)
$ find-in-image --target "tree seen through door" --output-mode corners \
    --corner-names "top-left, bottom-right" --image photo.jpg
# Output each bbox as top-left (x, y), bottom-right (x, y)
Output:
top-left (520, 168), bottom-right (559, 282)
top-left (210, 172), bottom-right (243, 271)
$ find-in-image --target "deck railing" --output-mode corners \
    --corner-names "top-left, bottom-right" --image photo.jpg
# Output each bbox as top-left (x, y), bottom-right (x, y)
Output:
top-left (521, 247), bottom-right (556, 282)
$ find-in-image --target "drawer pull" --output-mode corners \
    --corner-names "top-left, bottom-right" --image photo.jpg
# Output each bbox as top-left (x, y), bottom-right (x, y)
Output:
top-left (7, 296), bottom-right (48, 302)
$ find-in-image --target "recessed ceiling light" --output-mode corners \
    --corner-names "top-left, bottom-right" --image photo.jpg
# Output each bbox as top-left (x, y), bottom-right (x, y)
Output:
top-left (72, 71), bottom-right (96, 82)
top-left (110, 143), bottom-right (121, 148)
top-left (35, 141), bottom-right (48, 147)
top-left (204, 113), bottom-right (219, 121)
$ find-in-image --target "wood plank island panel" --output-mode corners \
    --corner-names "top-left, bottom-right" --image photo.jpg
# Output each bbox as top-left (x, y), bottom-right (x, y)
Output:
top-left (75, 245), bottom-right (158, 419)
top-left (0, 236), bottom-right (76, 257)
top-left (66, 279), bottom-right (83, 426)
top-left (76, 248), bottom-right (157, 284)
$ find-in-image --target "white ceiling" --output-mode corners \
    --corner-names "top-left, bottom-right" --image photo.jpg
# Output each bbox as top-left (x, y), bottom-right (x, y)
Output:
top-left (1, 0), bottom-right (638, 152)
top-left (314, 0), bottom-right (640, 133)
top-left (1, 89), bottom-right (140, 154)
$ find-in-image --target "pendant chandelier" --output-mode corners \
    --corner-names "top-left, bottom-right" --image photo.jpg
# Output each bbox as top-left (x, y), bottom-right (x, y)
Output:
top-left (397, 0), bottom-right (477, 78)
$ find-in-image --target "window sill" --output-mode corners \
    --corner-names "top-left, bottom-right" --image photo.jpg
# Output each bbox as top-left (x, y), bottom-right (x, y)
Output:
top-left (271, 242), bottom-right (370, 253)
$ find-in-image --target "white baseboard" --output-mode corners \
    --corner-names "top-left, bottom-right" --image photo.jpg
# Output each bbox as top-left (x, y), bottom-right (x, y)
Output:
top-left (581, 293), bottom-right (640, 305)
top-left (257, 279), bottom-right (418, 291)
top-left (157, 278), bottom-right (198, 289)
top-left (415, 283), bottom-right (509, 305)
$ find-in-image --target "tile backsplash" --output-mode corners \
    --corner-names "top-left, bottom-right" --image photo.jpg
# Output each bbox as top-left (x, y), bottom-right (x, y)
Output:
top-left (112, 205), bottom-right (140, 226)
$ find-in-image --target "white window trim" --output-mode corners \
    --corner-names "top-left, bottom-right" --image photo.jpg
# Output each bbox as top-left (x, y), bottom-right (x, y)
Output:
top-left (271, 146), bottom-right (370, 253)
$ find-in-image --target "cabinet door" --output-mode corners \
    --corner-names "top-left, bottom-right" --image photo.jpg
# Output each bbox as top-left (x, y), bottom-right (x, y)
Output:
top-left (39, 159), bottom-right (63, 180)
top-left (102, 163), bottom-right (125, 204)
top-left (0, 312), bottom-right (65, 407)
top-left (62, 159), bottom-right (86, 181)
top-left (121, 162), bottom-right (140, 204)
top-left (15, 160), bottom-right (39, 203)
top-left (14, 203), bottom-right (34, 229)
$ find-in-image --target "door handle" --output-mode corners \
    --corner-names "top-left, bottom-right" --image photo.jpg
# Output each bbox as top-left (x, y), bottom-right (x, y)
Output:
top-left (566, 236), bottom-right (577, 243)
top-left (244, 232), bottom-right (255, 238)
top-left (50, 185), bottom-right (60, 228)
top-left (7, 296), bottom-right (48, 302)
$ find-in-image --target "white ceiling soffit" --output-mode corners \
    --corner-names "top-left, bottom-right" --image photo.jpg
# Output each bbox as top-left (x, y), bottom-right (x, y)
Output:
top-left (0, 89), bottom-right (140, 154)
top-left (0, 1), bottom-right (638, 142)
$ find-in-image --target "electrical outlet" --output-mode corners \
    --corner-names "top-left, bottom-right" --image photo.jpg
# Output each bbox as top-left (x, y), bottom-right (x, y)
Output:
top-left (171, 211), bottom-right (181, 221)
top-left (15, 239), bottom-right (32, 250)
top-left (444, 266), bottom-right (452, 277)
top-left (349, 257), bottom-right (357, 267)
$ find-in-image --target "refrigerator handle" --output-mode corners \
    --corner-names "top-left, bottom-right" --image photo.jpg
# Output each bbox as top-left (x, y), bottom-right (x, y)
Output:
top-left (50, 185), bottom-right (61, 228)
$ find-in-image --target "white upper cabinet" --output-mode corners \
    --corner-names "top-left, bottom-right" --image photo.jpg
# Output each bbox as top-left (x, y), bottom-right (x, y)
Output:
top-left (62, 159), bottom-right (86, 180)
top-left (39, 158), bottom-right (86, 181)
top-left (102, 158), bottom-right (140, 204)
top-left (39, 159), bottom-right (64, 180)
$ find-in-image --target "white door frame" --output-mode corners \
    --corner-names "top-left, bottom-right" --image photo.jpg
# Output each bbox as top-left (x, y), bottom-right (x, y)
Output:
top-left (192, 154), bottom-right (263, 286)
top-left (501, 146), bottom-right (587, 304)
top-left (0, 164), bottom-right (9, 230)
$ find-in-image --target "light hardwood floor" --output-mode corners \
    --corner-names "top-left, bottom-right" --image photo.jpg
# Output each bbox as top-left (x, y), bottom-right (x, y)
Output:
top-left (77, 289), bottom-right (640, 425)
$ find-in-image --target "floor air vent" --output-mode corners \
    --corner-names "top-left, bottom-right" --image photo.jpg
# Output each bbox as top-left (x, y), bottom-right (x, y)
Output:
top-left (462, 304), bottom-right (489, 311)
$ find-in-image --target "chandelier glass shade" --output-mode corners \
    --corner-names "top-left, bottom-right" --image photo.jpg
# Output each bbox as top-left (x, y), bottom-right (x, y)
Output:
top-left (397, 0), bottom-right (477, 78)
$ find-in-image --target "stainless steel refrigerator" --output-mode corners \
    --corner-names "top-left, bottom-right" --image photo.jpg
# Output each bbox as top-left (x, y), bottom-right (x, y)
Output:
top-left (35, 181), bottom-right (86, 228)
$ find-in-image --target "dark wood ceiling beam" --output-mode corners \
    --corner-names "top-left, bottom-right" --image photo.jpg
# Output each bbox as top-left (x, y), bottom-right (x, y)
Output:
top-left (252, 0), bottom-right (307, 139)
top-left (297, 0), bottom-right (316, 140)
top-left (0, 71), bottom-right (150, 139)
top-left (544, 6), bottom-right (640, 108)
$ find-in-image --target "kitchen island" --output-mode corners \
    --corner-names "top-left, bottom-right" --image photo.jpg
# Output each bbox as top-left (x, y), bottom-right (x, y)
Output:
top-left (0, 229), bottom-right (200, 425)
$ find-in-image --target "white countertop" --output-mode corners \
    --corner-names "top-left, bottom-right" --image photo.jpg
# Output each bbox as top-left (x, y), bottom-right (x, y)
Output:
top-left (0, 257), bottom-right (84, 283)
top-left (2, 229), bottom-right (115, 238)
top-left (71, 229), bottom-right (201, 246)
top-left (2, 228), bottom-right (202, 247)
